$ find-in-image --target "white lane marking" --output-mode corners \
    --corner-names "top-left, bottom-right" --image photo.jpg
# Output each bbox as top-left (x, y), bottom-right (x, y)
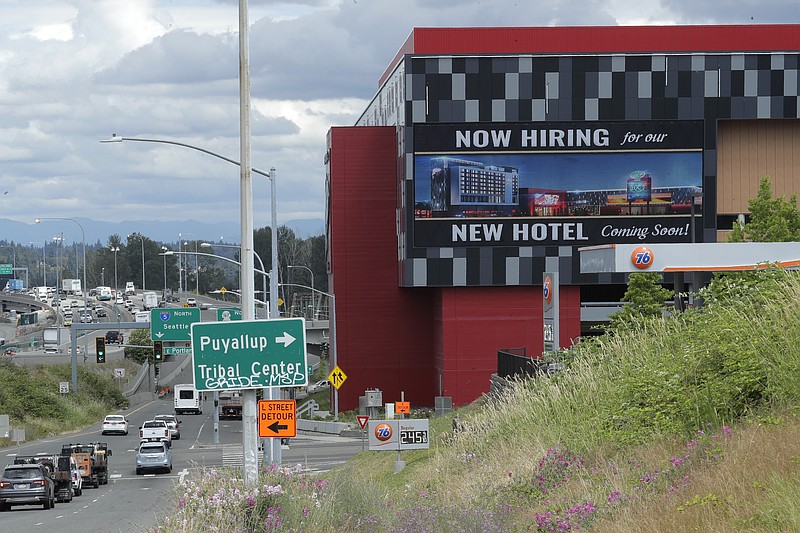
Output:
top-left (5, 453), bottom-right (16, 456)
top-left (110, 473), bottom-right (122, 478)
top-left (178, 468), bottom-right (189, 484)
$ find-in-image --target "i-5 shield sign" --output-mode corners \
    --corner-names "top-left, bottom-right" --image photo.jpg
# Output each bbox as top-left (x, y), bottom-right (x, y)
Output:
top-left (190, 318), bottom-right (308, 392)
top-left (151, 307), bottom-right (201, 341)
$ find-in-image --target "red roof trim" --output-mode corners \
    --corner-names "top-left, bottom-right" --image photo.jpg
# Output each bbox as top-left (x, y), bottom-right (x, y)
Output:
top-left (379, 24), bottom-right (800, 87)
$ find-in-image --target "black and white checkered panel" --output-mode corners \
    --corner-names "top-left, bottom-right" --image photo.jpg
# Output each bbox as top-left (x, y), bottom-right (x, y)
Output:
top-left (400, 53), bottom-right (800, 287)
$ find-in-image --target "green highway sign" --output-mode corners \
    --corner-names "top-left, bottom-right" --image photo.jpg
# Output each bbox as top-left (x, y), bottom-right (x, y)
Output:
top-left (165, 346), bottom-right (192, 355)
top-left (0, 264), bottom-right (12, 275)
top-left (151, 307), bottom-right (201, 341)
top-left (190, 318), bottom-right (308, 391)
top-left (217, 307), bottom-right (242, 321)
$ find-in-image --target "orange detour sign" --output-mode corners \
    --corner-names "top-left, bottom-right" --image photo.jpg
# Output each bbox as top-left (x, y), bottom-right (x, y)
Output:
top-left (395, 401), bottom-right (410, 414)
top-left (257, 400), bottom-right (297, 438)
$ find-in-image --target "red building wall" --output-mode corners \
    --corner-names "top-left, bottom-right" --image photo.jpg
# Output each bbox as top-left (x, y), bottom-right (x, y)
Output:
top-left (327, 127), bottom-right (583, 410)
top-left (434, 286), bottom-right (581, 405)
top-left (327, 126), bottom-right (436, 410)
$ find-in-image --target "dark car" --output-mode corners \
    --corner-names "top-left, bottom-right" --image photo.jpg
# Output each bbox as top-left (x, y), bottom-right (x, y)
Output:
top-left (105, 331), bottom-right (123, 344)
top-left (0, 463), bottom-right (56, 511)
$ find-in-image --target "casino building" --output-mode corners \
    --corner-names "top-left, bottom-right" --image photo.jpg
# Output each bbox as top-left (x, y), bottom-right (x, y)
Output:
top-left (325, 25), bottom-right (800, 410)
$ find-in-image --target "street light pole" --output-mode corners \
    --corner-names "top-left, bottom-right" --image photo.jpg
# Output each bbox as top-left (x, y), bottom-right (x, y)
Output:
top-left (161, 246), bottom-right (168, 300)
top-left (111, 247), bottom-right (120, 301)
top-left (101, 0), bottom-right (267, 478)
top-left (128, 234), bottom-right (146, 292)
top-left (35, 217), bottom-right (87, 393)
top-left (30, 242), bottom-right (46, 288)
top-left (53, 234), bottom-right (62, 294)
top-left (288, 265), bottom-right (315, 320)
top-left (281, 282), bottom-right (338, 420)
top-left (201, 243), bottom-right (268, 318)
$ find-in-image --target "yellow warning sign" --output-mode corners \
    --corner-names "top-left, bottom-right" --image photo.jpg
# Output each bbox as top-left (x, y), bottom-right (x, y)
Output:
top-left (327, 365), bottom-right (347, 390)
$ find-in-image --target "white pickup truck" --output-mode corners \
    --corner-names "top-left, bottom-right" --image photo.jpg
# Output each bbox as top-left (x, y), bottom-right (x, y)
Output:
top-left (139, 420), bottom-right (170, 443)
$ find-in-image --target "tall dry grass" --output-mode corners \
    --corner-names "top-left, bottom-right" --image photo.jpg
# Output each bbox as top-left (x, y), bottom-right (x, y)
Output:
top-left (150, 270), bottom-right (800, 531)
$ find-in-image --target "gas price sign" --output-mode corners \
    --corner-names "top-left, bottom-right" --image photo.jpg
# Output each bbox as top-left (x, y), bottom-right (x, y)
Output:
top-left (368, 419), bottom-right (430, 451)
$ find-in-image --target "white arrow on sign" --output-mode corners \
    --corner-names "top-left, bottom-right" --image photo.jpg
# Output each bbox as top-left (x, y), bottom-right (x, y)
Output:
top-left (275, 332), bottom-right (296, 347)
top-left (155, 332), bottom-right (164, 338)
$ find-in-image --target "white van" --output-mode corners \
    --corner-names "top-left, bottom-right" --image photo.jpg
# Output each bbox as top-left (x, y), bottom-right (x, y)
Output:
top-left (174, 384), bottom-right (203, 415)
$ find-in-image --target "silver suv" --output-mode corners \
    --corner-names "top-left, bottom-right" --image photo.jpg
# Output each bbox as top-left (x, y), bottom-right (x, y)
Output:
top-left (0, 463), bottom-right (56, 511)
top-left (135, 441), bottom-right (172, 475)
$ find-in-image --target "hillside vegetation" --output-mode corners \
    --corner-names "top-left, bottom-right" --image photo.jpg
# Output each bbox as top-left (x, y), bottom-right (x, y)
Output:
top-left (154, 268), bottom-right (800, 532)
top-left (0, 362), bottom-right (130, 445)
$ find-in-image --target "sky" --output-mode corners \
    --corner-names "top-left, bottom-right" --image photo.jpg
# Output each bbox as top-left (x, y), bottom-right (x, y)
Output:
top-left (0, 0), bottom-right (797, 242)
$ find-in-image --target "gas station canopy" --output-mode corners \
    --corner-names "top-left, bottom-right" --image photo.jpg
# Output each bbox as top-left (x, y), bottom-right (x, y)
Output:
top-left (579, 243), bottom-right (800, 273)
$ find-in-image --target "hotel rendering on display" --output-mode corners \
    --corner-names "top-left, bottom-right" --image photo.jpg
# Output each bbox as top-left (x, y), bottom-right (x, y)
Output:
top-left (325, 25), bottom-right (800, 409)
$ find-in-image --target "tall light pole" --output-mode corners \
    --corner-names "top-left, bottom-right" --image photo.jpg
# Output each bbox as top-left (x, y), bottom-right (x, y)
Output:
top-left (161, 246), bottom-right (169, 300)
top-left (288, 265), bottom-right (315, 320)
top-left (165, 250), bottom-right (268, 307)
top-left (53, 234), bottom-right (63, 294)
top-left (35, 217), bottom-right (87, 392)
top-left (201, 243), bottom-right (268, 318)
top-left (111, 247), bottom-right (120, 300)
top-left (128, 234), bottom-right (146, 292)
top-left (179, 233), bottom-right (196, 294)
top-left (101, 0), bottom-right (272, 479)
top-left (30, 242), bottom-right (45, 288)
top-left (282, 283), bottom-right (338, 419)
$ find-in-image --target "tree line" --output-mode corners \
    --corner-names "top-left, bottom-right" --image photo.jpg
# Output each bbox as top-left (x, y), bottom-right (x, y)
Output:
top-left (1, 225), bottom-right (326, 311)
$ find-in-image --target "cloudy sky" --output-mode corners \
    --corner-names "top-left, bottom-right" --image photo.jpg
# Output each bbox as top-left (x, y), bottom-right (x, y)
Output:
top-left (1, 0), bottom-right (797, 238)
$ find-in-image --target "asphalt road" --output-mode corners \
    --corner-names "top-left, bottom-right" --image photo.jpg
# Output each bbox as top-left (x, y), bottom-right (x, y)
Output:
top-left (0, 398), bottom-right (362, 533)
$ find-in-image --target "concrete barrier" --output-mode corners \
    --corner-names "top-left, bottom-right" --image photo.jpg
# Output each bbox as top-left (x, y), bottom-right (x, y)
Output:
top-left (125, 391), bottom-right (156, 408)
top-left (297, 419), bottom-right (351, 435)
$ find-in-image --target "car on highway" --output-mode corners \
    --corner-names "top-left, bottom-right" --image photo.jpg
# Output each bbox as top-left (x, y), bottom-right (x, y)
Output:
top-left (95, 307), bottom-right (107, 317)
top-left (153, 414), bottom-right (181, 440)
top-left (0, 463), bottom-right (56, 511)
top-left (135, 440), bottom-right (172, 475)
top-left (101, 414), bottom-right (129, 436)
top-left (67, 456), bottom-right (83, 497)
top-left (3, 348), bottom-right (17, 357)
top-left (105, 330), bottom-right (123, 344)
top-left (199, 301), bottom-right (212, 310)
top-left (63, 319), bottom-right (72, 327)
top-left (186, 297), bottom-right (197, 307)
top-left (308, 379), bottom-right (330, 393)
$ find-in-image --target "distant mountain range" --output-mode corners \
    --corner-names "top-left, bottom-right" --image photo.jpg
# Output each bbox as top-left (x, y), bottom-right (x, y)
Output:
top-left (0, 217), bottom-right (324, 246)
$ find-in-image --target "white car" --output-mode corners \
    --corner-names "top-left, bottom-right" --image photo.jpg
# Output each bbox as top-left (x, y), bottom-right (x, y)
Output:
top-left (153, 414), bottom-right (181, 440)
top-left (308, 380), bottom-right (330, 393)
top-left (186, 297), bottom-right (197, 307)
top-left (67, 455), bottom-right (83, 497)
top-left (101, 414), bottom-right (129, 435)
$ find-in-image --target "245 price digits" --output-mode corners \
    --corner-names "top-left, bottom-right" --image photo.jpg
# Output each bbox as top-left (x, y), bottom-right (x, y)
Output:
top-left (400, 430), bottom-right (428, 445)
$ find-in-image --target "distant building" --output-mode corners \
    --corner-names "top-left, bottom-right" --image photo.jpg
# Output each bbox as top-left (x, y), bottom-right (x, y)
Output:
top-left (326, 25), bottom-right (800, 409)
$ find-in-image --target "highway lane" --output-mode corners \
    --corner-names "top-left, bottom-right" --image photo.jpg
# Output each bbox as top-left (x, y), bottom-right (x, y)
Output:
top-left (0, 397), bottom-right (362, 532)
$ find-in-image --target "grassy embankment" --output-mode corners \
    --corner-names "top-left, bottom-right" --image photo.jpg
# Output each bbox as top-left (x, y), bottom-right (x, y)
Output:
top-left (152, 268), bottom-right (800, 532)
top-left (0, 360), bottom-right (133, 446)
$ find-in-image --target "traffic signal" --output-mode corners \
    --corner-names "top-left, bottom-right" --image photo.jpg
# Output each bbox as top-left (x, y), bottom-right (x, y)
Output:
top-left (154, 365), bottom-right (160, 377)
top-left (153, 340), bottom-right (163, 362)
top-left (95, 337), bottom-right (106, 364)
